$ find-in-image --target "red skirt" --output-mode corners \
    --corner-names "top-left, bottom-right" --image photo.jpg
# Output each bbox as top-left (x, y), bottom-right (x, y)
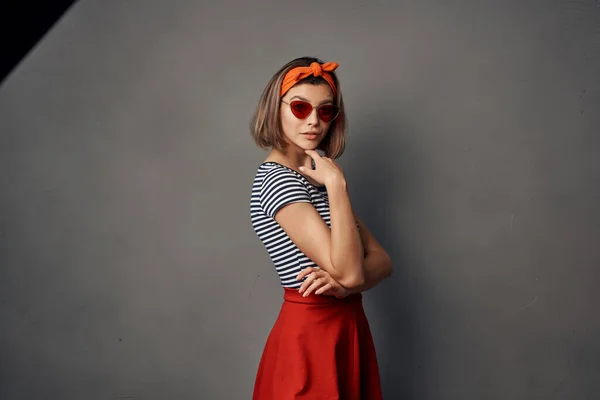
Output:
top-left (252, 288), bottom-right (382, 400)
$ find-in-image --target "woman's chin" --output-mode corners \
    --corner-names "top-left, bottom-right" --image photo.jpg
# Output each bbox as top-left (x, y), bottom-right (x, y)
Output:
top-left (301, 138), bottom-right (321, 149)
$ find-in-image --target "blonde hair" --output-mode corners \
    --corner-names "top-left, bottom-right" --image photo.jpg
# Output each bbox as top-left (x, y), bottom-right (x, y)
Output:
top-left (250, 56), bottom-right (347, 159)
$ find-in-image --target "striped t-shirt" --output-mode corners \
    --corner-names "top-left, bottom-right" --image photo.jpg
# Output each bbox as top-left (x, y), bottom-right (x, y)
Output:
top-left (250, 161), bottom-right (331, 288)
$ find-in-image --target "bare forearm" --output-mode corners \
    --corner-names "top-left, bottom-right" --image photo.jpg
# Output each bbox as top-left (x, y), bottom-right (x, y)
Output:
top-left (347, 250), bottom-right (392, 294)
top-left (326, 178), bottom-right (364, 286)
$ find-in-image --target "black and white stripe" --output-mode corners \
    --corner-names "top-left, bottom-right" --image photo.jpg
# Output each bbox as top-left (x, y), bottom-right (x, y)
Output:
top-left (250, 162), bottom-right (330, 288)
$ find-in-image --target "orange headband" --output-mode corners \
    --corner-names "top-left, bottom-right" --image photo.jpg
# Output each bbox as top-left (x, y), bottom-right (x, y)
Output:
top-left (280, 61), bottom-right (339, 97)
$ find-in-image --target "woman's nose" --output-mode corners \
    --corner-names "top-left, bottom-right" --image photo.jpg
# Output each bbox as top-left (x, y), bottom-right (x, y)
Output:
top-left (307, 108), bottom-right (320, 125)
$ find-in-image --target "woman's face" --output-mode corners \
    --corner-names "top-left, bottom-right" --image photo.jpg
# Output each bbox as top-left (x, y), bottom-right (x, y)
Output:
top-left (279, 83), bottom-right (335, 153)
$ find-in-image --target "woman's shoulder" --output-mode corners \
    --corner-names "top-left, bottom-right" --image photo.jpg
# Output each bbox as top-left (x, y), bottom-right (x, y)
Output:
top-left (260, 161), bottom-right (325, 189)
top-left (259, 161), bottom-right (304, 182)
top-left (257, 162), bottom-right (307, 191)
top-left (254, 162), bottom-right (314, 217)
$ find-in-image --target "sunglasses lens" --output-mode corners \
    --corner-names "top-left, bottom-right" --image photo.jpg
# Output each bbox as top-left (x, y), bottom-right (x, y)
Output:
top-left (287, 101), bottom-right (339, 122)
top-left (318, 105), bottom-right (338, 122)
top-left (290, 101), bottom-right (312, 119)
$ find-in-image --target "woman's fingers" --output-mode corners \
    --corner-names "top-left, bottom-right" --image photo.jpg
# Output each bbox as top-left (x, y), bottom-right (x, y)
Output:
top-left (302, 277), bottom-right (326, 297)
top-left (315, 283), bottom-right (333, 295)
top-left (298, 270), bottom-right (320, 293)
top-left (297, 267), bottom-right (344, 297)
top-left (296, 267), bottom-right (317, 283)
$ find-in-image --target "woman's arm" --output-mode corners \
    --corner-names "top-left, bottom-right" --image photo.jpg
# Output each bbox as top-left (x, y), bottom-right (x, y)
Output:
top-left (274, 184), bottom-right (364, 288)
top-left (325, 176), bottom-right (365, 286)
top-left (272, 152), bottom-right (365, 288)
top-left (345, 213), bottom-right (392, 294)
top-left (293, 207), bottom-right (393, 296)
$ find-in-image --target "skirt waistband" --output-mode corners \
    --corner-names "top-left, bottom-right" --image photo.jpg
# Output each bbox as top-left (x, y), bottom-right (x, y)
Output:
top-left (283, 287), bottom-right (362, 305)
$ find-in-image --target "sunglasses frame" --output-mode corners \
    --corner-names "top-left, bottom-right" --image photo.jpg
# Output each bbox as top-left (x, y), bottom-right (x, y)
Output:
top-left (280, 99), bottom-right (341, 123)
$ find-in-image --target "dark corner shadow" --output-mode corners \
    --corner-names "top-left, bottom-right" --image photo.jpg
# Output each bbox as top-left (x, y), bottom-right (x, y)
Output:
top-left (346, 110), bottom-right (421, 399)
top-left (0, 0), bottom-right (78, 85)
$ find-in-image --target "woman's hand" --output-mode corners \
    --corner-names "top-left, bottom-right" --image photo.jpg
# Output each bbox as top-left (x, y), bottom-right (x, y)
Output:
top-left (296, 267), bottom-right (349, 298)
top-left (299, 150), bottom-right (346, 187)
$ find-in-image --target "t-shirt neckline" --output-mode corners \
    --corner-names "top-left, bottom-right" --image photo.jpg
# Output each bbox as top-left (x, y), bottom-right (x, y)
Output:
top-left (260, 161), bottom-right (326, 190)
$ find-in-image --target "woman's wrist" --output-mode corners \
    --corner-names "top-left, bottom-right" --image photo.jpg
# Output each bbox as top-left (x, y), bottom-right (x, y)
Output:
top-left (324, 173), bottom-right (347, 190)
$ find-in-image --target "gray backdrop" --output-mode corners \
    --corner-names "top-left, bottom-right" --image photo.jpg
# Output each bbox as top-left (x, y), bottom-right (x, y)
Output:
top-left (1, 0), bottom-right (599, 399)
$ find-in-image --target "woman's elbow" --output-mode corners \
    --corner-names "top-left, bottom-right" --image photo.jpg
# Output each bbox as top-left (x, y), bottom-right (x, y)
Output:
top-left (338, 270), bottom-right (365, 289)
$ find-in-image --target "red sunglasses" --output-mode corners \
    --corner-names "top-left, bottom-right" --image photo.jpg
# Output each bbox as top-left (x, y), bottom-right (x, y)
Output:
top-left (281, 100), bottom-right (341, 123)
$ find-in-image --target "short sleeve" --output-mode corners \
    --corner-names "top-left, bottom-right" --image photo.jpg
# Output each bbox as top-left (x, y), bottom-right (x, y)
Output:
top-left (259, 168), bottom-right (311, 218)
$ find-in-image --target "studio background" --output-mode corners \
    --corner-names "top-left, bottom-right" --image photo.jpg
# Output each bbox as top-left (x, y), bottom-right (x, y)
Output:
top-left (1, 1), bottom-right (599, 399)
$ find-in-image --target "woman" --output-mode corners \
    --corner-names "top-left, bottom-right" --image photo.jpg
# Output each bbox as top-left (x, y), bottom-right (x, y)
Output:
top-left (249, 56), bottom-right (393, 399)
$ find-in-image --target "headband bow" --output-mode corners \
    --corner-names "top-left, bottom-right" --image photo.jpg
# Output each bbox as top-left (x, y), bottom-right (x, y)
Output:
top-left (280, 61), bottom-right (339, 97)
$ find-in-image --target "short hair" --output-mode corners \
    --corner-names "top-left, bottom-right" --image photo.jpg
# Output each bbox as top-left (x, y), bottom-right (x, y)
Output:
top-left (250, 56), bottom-right (347, 159)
